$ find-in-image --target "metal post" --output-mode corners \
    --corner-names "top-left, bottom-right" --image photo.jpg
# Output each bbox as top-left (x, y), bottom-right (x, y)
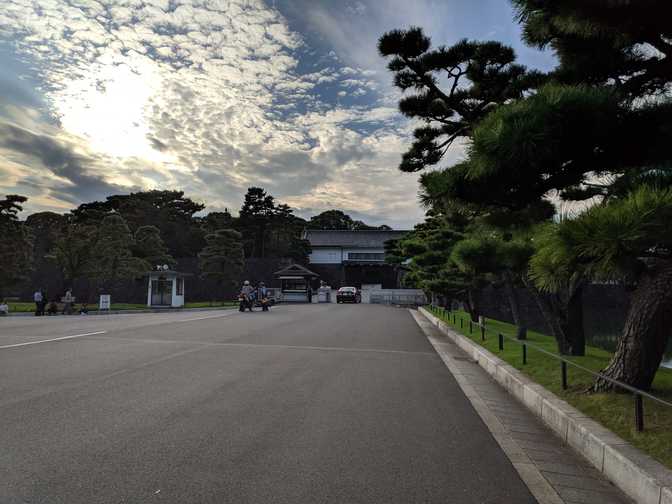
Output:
top-left (460, 318), bottom-right (463, 329)
top-left (453, 314), bottom-right (456, 324)
top-left (522, 344), bottom-right (527, 365)
top-left (561, 361), bottom-right (568, 390)
top-left (635, 394), bottom-right (644, 432)
top-left (481, 326), bottom-right (485, 341)
top-left (498, 333), bottom-right (504, 351)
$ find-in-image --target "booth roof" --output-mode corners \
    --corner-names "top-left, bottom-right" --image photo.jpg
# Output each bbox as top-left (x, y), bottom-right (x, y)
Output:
top-left (147, 270), bottom-right (192, 277)
top-left (273, 263), bottom-right (319, 277)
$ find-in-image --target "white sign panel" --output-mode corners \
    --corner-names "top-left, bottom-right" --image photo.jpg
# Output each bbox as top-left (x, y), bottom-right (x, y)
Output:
top-left (99, 294), bottom-right (111, 310)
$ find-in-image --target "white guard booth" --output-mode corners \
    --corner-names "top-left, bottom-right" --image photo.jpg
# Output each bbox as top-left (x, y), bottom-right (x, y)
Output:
top-left (147, 267), bottom-right (187, 308)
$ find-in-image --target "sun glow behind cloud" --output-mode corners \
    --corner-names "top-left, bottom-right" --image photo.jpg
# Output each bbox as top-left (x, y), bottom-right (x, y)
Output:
top-left (54, 55), bottom-right (173, 162)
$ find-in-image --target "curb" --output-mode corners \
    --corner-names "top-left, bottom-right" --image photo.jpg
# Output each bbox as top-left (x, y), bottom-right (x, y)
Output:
top-left (4, 306), bottom-right (236, 317)
top-left (419, 306), bottom-right (672, 504)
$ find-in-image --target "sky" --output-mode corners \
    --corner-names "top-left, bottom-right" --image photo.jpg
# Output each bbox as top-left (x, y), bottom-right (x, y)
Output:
top-left (0, 0), bottom-right (556, 229)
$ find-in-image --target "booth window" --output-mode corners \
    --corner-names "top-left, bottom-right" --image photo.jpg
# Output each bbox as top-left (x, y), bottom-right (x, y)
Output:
top-left (282, 279), bottom-right (306, 291)
top-left (176, 277), bottom-right (184, 295)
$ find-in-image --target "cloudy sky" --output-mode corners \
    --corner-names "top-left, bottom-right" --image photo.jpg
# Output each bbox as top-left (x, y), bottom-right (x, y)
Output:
top-left (0, 0), bottom-right (555, 228)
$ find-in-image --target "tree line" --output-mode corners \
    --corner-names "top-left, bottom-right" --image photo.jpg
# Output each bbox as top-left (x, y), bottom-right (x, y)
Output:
top-left (0, 188), bottom-right (389, 298)
top-left (381, 0), bottom-right (672, 392)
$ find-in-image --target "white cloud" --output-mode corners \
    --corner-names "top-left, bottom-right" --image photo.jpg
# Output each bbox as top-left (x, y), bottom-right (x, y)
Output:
top-left (0, 0), bottom-right (430, 228)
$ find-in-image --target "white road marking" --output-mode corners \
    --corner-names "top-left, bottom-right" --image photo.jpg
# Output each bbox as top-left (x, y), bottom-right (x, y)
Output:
top-left (88, 334), bottom-right (435, 356)
top-left (0, 331), bottom-right (107, 349)
top-left (176, 311), bottom-right (239, 322)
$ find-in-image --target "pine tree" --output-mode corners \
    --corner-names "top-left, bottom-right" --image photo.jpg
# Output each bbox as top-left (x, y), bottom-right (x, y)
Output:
top-left (88, 214), bottom-right (148, 290)
top-left (0, 195), bottom-right (32, 297)
top-left (378, 27), bottom-right (544, 172)
top-left (198, 229), bottom-right (245, 294)
top-left (133, 226), bottom-right (175, 268)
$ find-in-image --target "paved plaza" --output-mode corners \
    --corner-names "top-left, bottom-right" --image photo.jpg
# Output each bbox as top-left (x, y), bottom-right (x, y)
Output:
top-left (0, 305), bottom-right (629, 503)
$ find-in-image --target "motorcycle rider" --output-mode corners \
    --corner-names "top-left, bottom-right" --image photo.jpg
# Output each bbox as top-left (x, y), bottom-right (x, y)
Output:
top-left (239, 280), bottom-right (254, 312)
top-left (258, 282), bottom-right (270, 312)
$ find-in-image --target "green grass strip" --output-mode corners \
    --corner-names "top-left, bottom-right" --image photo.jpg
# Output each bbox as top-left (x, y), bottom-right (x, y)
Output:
top-left (426, 306), bottom-right (672, 469)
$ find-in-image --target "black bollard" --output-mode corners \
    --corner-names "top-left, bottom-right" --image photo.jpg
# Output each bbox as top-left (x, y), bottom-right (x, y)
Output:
top-left (561, 361), bottom-right (568, 390)
top-left (634, 394), bottom-right (644, 432)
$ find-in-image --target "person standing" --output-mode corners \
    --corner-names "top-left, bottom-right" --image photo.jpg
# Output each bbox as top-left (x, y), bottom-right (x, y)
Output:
top-left (63, 288), bottom-right (74, 315)
top-left (258, 282), bottom-right (269, 312)
top-left (33, 289), bottom-right (43, 316)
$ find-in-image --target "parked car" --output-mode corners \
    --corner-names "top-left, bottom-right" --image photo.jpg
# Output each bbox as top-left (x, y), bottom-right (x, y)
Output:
top-left (336, 286), bottom-right (361, 304)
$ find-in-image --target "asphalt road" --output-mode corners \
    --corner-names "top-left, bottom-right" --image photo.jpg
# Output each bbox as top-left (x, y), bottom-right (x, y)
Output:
top-left (0, 305), bottom-right (536, 504)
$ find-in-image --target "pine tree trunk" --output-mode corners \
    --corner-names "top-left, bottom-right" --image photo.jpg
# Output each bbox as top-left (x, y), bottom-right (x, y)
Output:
top-left (524, 278), bottom-right (571, 354)
top-left (593, 262), bottom-right (672, 392)
top-left (466, 289), bottom-right (480, 322)
top-left (503, 272), bottom-right (527, 340)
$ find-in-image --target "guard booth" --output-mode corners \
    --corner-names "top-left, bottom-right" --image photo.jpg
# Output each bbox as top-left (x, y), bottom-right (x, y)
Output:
top-left (147, 266), bottom-right (188, 308)
top-left (274, 263), bottom-right (319, 303)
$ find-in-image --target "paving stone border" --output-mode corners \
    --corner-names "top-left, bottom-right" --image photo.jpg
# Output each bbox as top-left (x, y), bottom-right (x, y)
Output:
top-left (419, 306), bottom-right (672, 504)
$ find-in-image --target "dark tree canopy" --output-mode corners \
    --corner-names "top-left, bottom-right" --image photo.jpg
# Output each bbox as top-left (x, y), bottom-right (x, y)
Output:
top-left (0, 195), bottom-right (32, 295)
top-left (198, 228), bottom-right (244, 288)
top-left (307, 210), bottom-right (387, 231)
top-left (72, 190), bottom-right (206, 257)
top-left (513, 0), bottom-right (672, 97)
top-left (237, 187), bottom-right (310, 261)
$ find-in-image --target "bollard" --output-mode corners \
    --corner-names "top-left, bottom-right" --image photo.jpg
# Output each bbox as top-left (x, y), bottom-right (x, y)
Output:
top-left (561, 361), bottom-right (568, 390)
top-left (460, 318), bottom-right (463, 329)
top-left (522, 344), bottom-right (527, 365)
top-left (481, 326), bottom-right (486, 341)
top-left (498, 333), bottom-right (504, 351)
top-left (635, 394), bottom-right (644, 432)
top-left (453, 314), bottom-right (456, 324)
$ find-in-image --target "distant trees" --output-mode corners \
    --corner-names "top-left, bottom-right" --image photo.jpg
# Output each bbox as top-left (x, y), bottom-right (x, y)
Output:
top-left (237, 187), bottom-right (310, 261)
top-left (198, 229), bottom-right (244, 293)
top-left (72, 190), bottom-right (206, 258)
top-left (133, 226), bottom-right (174, 268)
top-left (52, 222), bottom-right (95, 285)
top-left (87, 215), bottom-right (149, 290)
top-left (307, 209), bottom-right (390, 231)
top-left (7, 188), bottom-right (395, 310)
top-left (0, 195), bottom-right (32, 296)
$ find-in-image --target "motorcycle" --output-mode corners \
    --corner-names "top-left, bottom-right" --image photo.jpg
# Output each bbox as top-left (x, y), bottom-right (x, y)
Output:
top-left (258, 295), bottom-right (270, 312)
top-left (238, 293), bottom-right (254, 312)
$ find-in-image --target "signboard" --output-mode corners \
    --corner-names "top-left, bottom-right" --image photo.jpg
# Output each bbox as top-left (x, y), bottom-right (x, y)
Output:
top-left (99, 294), bottom-right (111, 311)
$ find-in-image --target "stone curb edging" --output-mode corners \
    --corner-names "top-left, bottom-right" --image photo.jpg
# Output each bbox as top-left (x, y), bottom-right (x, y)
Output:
top-left (419, 306), bottom-right (672, 504)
